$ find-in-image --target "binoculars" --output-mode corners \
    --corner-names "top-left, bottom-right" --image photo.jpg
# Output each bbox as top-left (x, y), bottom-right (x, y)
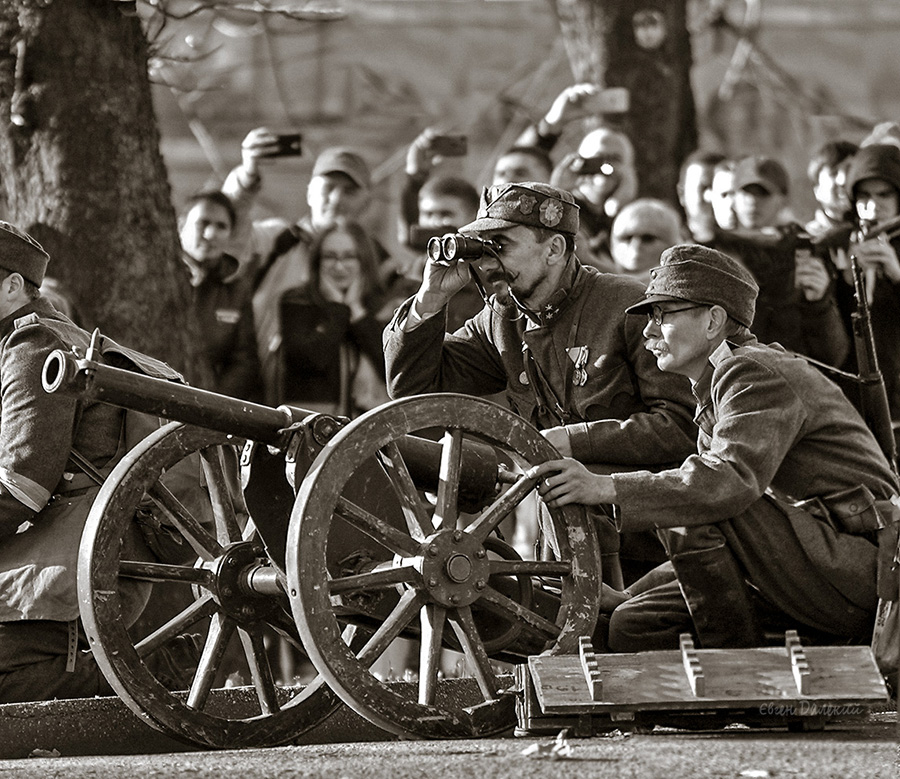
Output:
top-left (426, 233), bottom-right (500, 265)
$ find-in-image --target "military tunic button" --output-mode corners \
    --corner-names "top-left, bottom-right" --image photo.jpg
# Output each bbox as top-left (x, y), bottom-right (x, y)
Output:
top-left (519, 371), bottom-right (529, 385)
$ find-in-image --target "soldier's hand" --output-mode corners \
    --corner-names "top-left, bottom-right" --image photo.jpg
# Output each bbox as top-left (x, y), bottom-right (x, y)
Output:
top-left (412, 254), bottom-right (473, 318)
top-left (529, 459), bottom-right (616, 508)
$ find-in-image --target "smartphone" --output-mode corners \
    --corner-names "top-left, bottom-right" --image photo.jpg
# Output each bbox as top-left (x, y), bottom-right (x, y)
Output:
top-left (259, 133), bottom-right (302, 158)
top-left (427, 134), bottom-right (467, 158)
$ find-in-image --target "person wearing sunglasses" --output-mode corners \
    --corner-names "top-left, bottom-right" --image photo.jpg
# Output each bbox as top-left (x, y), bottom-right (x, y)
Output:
top-left (532, 243), bottom-right (898, 665)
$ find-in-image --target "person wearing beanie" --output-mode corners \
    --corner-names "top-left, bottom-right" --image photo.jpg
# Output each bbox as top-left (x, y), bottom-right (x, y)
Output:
top-left (385, 182), bottom-right (699, 588)
top-left (829, 143), bottom-right (900, 420)
top-left (532, 243), bottom-right (899, 668)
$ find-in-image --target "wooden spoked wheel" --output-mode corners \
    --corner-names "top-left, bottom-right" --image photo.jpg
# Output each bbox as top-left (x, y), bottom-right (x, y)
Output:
top-left (286, 394), bottom-right (602, 739)
top-left (78, 422), bottom-right (340, 749)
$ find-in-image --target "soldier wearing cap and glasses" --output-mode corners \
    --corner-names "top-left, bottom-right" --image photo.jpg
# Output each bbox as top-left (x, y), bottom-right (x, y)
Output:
top-left (533, 244), bottom-right (899, 654)
top-left (384, 182), bottom-right (698, 587)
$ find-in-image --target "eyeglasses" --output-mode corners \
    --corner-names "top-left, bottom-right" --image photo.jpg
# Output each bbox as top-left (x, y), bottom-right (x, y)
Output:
top-left (321, 253), bottom-right (359, 265)
top-left (647, 304), bottom-right (705, 327)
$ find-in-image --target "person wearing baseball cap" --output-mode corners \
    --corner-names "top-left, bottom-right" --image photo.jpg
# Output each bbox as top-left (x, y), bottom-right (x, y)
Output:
top-left (709, 152), bottom-right (849, 371)
top-left (532, 242), bottom-right (898, 662)
top-left (385, 181), bottom-right (699, 590)
top-left (219, 127), bottom-right (388, 405)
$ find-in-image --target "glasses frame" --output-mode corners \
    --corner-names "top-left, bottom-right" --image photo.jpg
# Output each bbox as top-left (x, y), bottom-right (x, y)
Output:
top-left (647, 304), bottom-right (706, 327)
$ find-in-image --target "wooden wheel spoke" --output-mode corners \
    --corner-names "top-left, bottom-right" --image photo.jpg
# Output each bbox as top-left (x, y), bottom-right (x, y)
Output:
top-left (418, 604), bottom-right (446, 705)
top-left (377, 441), bottom-right (433, 541)
top-left (200, 446), bottom-right (243, 545)
top-left (146, 480), bottom-right (223, 560)
top-left (334, 496), bottom-right (420, 557)
top-left (187, 612), bottom-right (234, 710)
top-left (329, 565), bottom-right (419, 596)
top-left (134, 595), bottom-right (218, 659)
top-left (477, 584), bottom-right (562, 642)
top-left (239, 627), bottom-right (281, 715)
top-left (434, 429), bottom-right (463, 532)
top-left (488, 559), bottom-right (571, 577)
top-left (467, 472), bottom-right (540, 544)
top-left (448, 606), bottom-right (500, 700)
top-left (119, 560), bottom-right (214, 587)
top-left (356, 588), bottom-right (424, 667)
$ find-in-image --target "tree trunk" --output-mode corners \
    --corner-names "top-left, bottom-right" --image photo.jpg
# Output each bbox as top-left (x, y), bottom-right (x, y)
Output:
top-left (549, 0), bottom-right (697, 203)
top-left (0, 0), bottom-right (201, 378)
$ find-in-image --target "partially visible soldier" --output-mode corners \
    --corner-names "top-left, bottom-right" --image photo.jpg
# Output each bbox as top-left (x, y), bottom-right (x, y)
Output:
top-left (0, 222), bottom-right (197, 701)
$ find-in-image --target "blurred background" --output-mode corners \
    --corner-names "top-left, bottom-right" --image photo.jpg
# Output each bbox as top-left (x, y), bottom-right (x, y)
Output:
top-left (150, 0), bottom-right (900, 255)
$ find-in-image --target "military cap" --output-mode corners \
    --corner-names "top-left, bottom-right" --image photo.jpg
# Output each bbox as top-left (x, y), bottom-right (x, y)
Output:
top-left (312, 147), bottom-right (371, 190)
top-left (459, 182), bottom-right (579, 236)
top-left (625, 243), bottom-right (759, 328)
top-left (0, 222), bottom-right (49, 286)
top-left (733, 155), bottom-right (789, 196)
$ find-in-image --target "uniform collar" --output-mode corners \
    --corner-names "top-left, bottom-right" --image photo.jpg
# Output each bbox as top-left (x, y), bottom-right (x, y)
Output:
top-left (516, 256), bottom-right (582, 326)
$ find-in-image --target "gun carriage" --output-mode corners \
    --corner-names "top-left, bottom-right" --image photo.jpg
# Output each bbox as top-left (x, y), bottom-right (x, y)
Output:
top-left (41, 346), bottom-right (602, 749)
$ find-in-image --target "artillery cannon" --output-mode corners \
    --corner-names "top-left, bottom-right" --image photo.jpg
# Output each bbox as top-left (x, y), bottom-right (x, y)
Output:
top-left (41, 347), bottom-right (601, 748)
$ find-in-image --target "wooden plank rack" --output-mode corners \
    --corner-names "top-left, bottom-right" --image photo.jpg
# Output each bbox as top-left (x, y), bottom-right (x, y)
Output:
top-left (517, 631), bottom-right (891, 736)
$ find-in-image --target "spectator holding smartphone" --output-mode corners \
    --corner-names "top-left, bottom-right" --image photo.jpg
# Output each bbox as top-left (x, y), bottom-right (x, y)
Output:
top-left (222, 127), bottom-right (387, 404)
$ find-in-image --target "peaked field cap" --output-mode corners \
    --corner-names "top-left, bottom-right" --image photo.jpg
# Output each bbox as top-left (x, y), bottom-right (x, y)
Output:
top-left (0, 222), bottom-right (49, 286)
top-left (625, 243), bottom-right (759, 328)
top-left (733, 155), bottom-right (789, 196)
top-left (312, 147), bottom-right (371, 189)
top-left (458, 182), bottom-right (579, 235)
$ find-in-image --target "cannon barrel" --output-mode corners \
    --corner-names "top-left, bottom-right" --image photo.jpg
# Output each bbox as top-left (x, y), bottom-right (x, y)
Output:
top-left (42, 349), bottom-right (503, 508)
top-left (42, 349), bottom-right (302, 447)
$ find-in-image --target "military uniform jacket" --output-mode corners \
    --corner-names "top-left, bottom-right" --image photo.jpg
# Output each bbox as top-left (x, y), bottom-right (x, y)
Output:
top-left (611, 335), bottom-right (899, 632)
top-left (384, 258), bottom-right (697, 466)
top-left (0, 299), bottom-right (179, 622)
top-left (612, 334), bottom-right (899, 523)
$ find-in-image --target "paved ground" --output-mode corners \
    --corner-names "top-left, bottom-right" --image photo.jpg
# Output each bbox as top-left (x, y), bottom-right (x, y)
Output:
top-left (0, 711), bottom-right (895, 778)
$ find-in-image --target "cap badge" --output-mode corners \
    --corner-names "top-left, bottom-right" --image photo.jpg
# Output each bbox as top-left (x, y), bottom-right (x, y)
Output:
top-left (517, 194), bottom-right (537, 215)
top-left (539, 199), bottom-right (564, 228)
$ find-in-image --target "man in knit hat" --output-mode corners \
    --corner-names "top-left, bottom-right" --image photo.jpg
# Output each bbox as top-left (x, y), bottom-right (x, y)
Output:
top-left (385, 182), bottom-right (699, 587)
top-left (833, 143), bottom-right (900, 418)
top-left (533, 243), bottom-right (899, 655)
top-left (0, 222), bottom-right (199, 701)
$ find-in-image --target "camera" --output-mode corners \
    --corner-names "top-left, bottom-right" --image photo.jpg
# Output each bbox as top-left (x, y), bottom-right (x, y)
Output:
top-left (427, 233), bottom-right (500, 265)
top-left (572, 155), bottom-right (617, 176)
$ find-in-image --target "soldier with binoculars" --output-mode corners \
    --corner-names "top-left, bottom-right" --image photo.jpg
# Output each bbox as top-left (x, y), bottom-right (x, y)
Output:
top-left (384, 181), bottom-right (698, 592)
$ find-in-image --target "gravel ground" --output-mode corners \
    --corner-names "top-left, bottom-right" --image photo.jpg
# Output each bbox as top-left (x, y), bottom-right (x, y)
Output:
top-left (0, 715), bottom-right (895, 779)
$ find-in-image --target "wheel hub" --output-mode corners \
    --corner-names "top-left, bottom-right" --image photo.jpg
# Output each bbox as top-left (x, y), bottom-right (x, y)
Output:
top-left (207, 541), bottom-right (281, 624)
top-left (418, 529), bottom-right (490, 608)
